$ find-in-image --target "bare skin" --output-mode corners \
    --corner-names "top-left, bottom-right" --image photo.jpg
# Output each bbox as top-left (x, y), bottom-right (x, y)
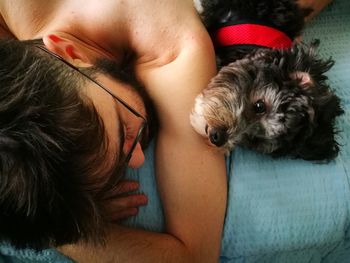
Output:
top-left (0, 0), bottom-right (332, 262)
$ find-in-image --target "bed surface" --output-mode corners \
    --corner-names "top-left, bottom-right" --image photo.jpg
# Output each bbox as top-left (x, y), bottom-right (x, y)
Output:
top-left (0, 0), bottom-right (349, 262)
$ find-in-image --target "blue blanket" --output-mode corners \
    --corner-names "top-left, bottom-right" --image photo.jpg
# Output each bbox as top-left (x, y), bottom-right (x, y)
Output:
top-left (1, 0), bottom-right (349, 262)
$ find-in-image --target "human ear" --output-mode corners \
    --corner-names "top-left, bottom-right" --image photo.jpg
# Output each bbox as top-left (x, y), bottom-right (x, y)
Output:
top-left (42, 33), bottom-right (93, 67)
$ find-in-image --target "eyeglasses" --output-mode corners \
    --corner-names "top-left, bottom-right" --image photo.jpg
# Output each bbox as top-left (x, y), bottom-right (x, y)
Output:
top-left (35, 45), bottom-right (148, 180)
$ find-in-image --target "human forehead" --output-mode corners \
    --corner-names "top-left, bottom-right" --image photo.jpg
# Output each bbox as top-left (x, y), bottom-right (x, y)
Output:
top-left (83, 76), bottom-right (124, 163)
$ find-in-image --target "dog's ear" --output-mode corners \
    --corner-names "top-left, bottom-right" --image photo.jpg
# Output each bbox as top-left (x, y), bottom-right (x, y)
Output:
top-left (293, 92), bottom-right (344, 161)
top-left (289, 40), bottom-right (334, 88)
top-left (294, 124), bottom-right (340, 161)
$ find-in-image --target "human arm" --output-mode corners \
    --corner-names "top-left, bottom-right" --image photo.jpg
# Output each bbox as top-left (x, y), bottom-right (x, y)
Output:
top-left (130, 21), bottom-right (227, 262)
top-left (59, 21), bottom-right (227, 262)
top-left (149, 39), bottom-right (227, 262)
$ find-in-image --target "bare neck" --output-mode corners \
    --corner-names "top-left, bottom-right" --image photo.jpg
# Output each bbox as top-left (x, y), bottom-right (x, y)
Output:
top-left (0, 0), bottom-right (200, 65)
top-left (0, 0), bottom-right (58, 39)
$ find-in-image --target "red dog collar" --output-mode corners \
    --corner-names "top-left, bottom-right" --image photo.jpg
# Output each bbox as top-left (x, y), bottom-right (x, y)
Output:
top-left (212, 23), bottom-right (293, 49)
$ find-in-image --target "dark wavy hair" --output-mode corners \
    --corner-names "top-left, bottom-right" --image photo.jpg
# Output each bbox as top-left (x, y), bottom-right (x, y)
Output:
top-left (0, 39), bottom-right (120, 249)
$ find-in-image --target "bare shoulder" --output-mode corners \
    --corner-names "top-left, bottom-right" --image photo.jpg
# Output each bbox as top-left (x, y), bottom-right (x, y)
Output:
top-left (135, 21), bottom-right (217, 128)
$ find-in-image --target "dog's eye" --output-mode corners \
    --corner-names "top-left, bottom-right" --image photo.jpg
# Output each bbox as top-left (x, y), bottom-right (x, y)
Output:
top-left (253, 100), bottom-right (266, 114)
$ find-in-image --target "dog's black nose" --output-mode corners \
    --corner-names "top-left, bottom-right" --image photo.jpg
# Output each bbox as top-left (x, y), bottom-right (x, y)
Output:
top-left (209, 128), bottom-right (228, 147)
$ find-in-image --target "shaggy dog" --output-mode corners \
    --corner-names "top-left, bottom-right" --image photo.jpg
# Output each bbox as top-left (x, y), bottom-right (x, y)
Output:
top-left (191, 0), bottom-right (344, 161)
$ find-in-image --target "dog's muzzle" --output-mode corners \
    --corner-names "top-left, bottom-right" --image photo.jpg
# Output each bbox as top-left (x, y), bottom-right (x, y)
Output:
top-left (190, 94), bottom-right (236, 152)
